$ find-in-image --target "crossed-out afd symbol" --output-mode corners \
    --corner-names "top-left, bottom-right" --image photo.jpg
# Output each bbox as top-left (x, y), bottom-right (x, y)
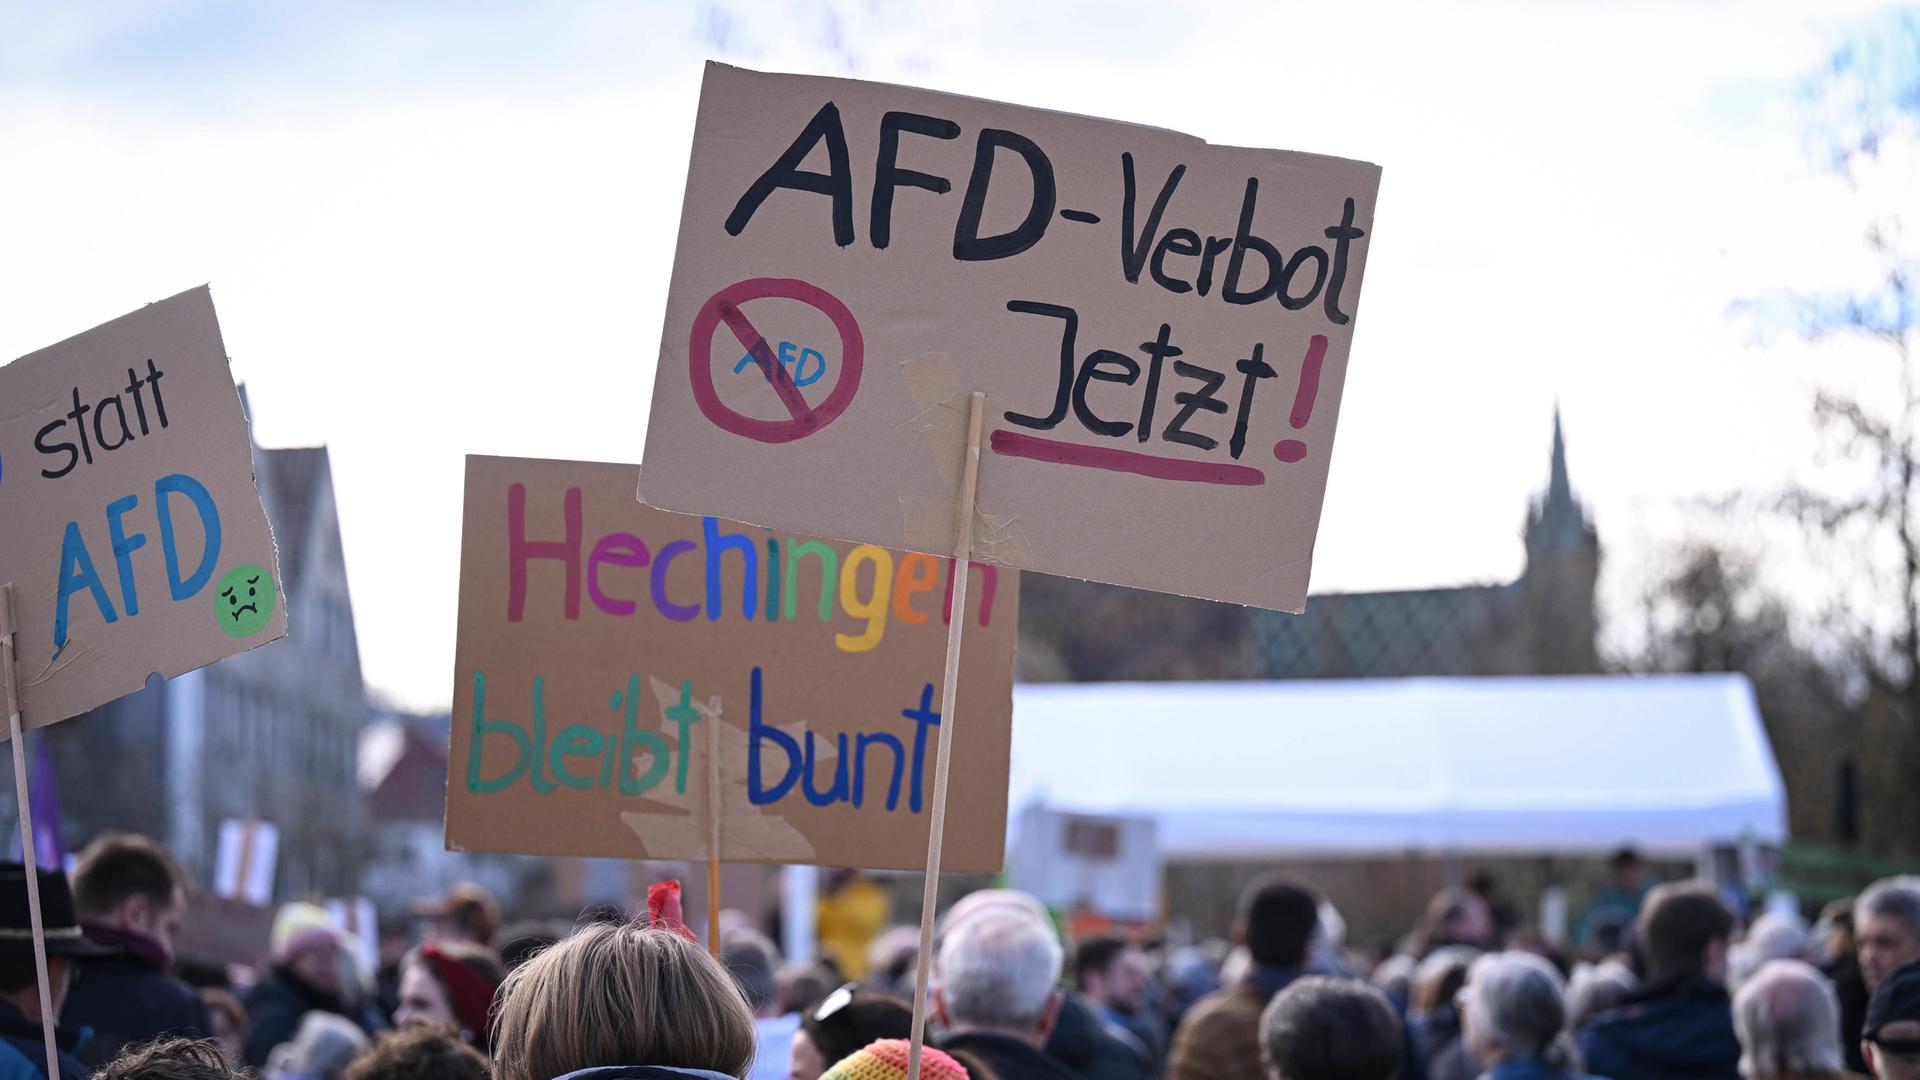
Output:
top-left (687, 278), bottom-right (864, 445)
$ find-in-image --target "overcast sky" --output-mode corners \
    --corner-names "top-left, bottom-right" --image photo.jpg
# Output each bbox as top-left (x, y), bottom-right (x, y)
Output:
top-left (2, 0), bottom-right (1903, 709)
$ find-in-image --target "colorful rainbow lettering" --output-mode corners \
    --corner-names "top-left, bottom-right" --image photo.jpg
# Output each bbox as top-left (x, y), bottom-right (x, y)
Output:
top-left (504, 483), bottom-right (997, 653)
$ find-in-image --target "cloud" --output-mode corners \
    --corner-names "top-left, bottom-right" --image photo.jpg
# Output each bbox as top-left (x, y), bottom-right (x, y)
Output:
top-left (1, 0), bottom-right (1903, 707)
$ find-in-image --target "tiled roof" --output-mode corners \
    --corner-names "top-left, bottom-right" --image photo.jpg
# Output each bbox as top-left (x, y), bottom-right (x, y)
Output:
top-left (1018, 575), bottom-right (1265, 682)
top-left (370, 727), bottom-right (450, 823)
top-left (1250, 583), bottom-right (1526, 679)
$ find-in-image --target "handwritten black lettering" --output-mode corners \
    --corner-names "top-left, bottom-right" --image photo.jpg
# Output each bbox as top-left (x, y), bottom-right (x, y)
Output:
top-left (1163, 360), bottom-right (1227, 451)
top-left (1135, 323), bottom-right (1181, 443)
top-left (1230, 344), bottom-right (1277, 459)
top-left (725, 101), bottom-right (855, 247)
top-left (871, 110), bottom-right (960, 250)
top-left (1072, 350), bottom-right (1139, 438)
top-left (953, 129), bottom-right (1056, 260)
top-left (1322, 197), bottom-right (1364, 325)
top-left (1004, 300), bottom-right (1076, 430)
top-left (1119, 153), bottom-right (1186, 283)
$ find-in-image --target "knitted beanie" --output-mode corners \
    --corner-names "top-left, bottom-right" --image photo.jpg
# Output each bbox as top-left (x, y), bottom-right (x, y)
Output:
top-left (271, 901), bottom-right (343, 964)
top-left (821, 1039), bottom-right (969, 1080)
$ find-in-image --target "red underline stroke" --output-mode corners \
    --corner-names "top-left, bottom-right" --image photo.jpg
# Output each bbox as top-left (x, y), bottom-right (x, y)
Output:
top-left (989, 430), bottom-right (1267, 487)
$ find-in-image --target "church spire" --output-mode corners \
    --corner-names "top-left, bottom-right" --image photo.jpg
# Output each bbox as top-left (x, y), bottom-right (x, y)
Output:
top-left (1527, 405), bottom-right (1590, 553)
top-left (1547, 402), bottom-right (1572, 509)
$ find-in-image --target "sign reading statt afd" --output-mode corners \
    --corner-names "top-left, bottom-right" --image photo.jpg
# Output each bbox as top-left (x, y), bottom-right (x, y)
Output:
top-left (0, 287), bottom-right (286, 730)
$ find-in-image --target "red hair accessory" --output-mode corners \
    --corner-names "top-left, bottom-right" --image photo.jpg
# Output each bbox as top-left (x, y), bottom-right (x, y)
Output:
top-left (647, 879), bottom-right (697, 942)
top-left (419, 943), bottom-right (498, 1041)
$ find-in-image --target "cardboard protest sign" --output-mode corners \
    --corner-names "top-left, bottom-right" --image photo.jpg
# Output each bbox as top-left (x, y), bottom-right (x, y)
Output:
top-left (0, 287), bottom-right (286, 730)
top-left (1010, 807), bottom-right (1160, 923)
top-left (446, 455), bottom-right (1017, 871)
top-left (215, 818), bottom-right (279, 907)
top-left (638, 63), bottom-right (1380, 612)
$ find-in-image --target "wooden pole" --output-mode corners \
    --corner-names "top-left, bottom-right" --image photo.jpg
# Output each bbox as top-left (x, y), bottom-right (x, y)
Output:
top-left (1, 585), bottom-right (60, 1080)
top-left (905, 392), bottom-right (986, 1080)
top-left (706, 695), bottom-right (723, 959)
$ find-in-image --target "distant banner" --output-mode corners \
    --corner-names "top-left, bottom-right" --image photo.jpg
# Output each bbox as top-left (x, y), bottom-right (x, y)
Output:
top-left (444, 456), bottom-right (1017, 871)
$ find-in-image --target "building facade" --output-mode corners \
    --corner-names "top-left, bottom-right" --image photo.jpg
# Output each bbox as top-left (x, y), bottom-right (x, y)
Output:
top-left (31, 440), bottom-right (371, 898)
top-left (359, 709), bottom-right (546, 919)
top-left (1019, 411), bottom-right (1602, 684)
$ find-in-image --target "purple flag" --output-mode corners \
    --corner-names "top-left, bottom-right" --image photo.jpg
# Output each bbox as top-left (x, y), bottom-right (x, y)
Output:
top-left (8, 739), bottom-right (64, 867)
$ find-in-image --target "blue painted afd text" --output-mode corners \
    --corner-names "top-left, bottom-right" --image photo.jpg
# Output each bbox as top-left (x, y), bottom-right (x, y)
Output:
top-left (52, 472), bottom-right (221, 656)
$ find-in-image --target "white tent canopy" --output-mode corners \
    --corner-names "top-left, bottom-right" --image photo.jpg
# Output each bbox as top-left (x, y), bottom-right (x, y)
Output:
top-left (1007, 674), bottom-right (1786, 859)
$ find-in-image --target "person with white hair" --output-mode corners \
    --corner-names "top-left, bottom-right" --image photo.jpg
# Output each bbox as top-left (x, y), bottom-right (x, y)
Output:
top-left (1733, 914), bottom-right (1812, 989)
top-left (935, 907), bottom-right (1076, 1080)
top-left (1730, 959), bottom-right (1857, 1080)
top-left (1564, 960), bottom-right (1637, 1033)
top-left (942, 890), bottom-right (1150, 1080)
top-left (1459, 951), bottom-right (1601, 1079)
top-left (263, 1012), bottom-right (370, 1080)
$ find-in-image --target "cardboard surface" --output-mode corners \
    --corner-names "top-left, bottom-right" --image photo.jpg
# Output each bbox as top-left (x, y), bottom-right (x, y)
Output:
top-left (0, 287), bottom-right (286, 729)
top-left (173, 891), bottom-right (274, 970)
top-left (446, 455), bottom-right (1017, 871)
top-left (639, 63), bottom-right (1381, 612)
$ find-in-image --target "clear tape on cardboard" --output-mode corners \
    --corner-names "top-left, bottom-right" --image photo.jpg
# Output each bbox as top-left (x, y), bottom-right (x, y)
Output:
top-left (897, 353), bottom-right (1032, 568)
top-left (617, 675), bottom-right (821, 863)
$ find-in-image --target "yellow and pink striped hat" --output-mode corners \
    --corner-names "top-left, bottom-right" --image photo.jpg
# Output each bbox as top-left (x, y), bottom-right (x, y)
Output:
top-left (821, 1039), bottom-right (970, 1080)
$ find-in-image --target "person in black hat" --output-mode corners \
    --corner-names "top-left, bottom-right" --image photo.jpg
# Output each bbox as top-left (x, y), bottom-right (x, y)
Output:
top-left (1864, 961), bottom-right (1920, 1080)
top-left (0, 862), bottom-right (112, 1079)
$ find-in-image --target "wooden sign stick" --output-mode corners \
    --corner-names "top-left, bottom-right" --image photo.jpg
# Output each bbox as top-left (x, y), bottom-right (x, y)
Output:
top-left (1, 584), bottom-right (61, 1080)
top-left (905, 391), bottom-right (986, 1080)
top-left (706, 695), bottom-right (723, 959)
top-left (234, 818), bottom-right (257, 903)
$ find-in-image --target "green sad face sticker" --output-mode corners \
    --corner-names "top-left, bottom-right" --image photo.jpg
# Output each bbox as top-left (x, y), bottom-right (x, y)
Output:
top-left (216, 565), bottom-right (275, 638)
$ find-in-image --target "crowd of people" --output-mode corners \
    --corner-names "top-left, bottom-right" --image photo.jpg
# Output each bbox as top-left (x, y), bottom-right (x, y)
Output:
top-left (2, 832), bottom-right (1920, 1080)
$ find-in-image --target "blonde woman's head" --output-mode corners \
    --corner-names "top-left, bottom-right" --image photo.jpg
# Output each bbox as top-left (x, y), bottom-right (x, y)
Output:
top-left (493, 923), bottom-right (755, 1080)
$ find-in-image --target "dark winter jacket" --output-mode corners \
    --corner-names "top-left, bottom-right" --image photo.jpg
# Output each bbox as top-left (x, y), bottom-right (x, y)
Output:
top-left (1413, 1006), bottom-right (1474, 1080)
top-left (946, 1031), bottom-right (1082, 1080)
top-left (1485, 1057), bottom-right (1609, 1080)
top-left (66, 923), bottom-right (213, 1068)
top-left (1108, 1005), bottom-right (1168, 1072)
top-left (1575, 972), bottom-right (1740, 1080)
top-left (242, 966), bottom-right (359, 1067)
top-left (1046, 992), bottom-right (1152, 1080)
top-left (0, 998), bottom-right (89, 1080)
top-left (1827, 953), bottom-right (1870, 1074)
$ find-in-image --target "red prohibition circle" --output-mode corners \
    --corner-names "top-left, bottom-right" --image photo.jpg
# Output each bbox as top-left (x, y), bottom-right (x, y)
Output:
top-left (687, 278), bottom-right (864, 444)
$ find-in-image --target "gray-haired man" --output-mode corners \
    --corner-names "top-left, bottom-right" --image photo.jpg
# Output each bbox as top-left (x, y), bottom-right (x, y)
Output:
top-left (937, 907), bottom-right (1076, 1080)
top-left (1731, 959), bottom-right (1853, 1079)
